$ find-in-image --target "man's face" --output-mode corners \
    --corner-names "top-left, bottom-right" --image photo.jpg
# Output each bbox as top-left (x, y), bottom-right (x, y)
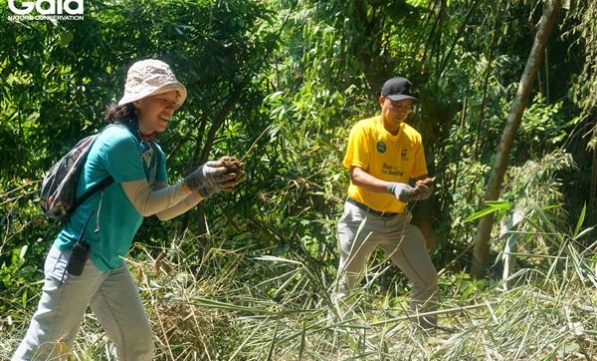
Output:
top-left (380, 97), bottom-right (413, 126)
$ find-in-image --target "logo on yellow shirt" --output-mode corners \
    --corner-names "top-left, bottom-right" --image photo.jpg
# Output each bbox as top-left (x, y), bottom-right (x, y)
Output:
top-left (401, 148), bottom-right (409, 161)
top-left (376, 141), bottom-right (387, 153)
top-left (382, 163), bottom-right (404, 177)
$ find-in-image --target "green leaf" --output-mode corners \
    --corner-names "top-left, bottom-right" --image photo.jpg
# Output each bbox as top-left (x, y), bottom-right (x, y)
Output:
top-left (59, 31), bottom-right (74, 47)
top-left (464, 200), bottom-right (511, 223)
top-left (573, 203), bottom-right (586, 237)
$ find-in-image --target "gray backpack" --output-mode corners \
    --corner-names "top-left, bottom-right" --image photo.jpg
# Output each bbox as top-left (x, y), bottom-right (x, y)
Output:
top-left (40, 134), bottom-right (114, 222)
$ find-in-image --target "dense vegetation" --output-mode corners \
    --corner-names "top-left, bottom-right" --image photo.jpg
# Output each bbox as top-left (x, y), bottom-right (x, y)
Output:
top-left (1, 0), bottom-right (596, 359)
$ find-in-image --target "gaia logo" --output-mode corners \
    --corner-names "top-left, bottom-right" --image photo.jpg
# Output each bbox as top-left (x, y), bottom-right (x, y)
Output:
top-left (8, 0), bottom-right (84, 21)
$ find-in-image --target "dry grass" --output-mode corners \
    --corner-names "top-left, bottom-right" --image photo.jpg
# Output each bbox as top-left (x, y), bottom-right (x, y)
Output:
top-left (3, 229), bottom-right (596, 361)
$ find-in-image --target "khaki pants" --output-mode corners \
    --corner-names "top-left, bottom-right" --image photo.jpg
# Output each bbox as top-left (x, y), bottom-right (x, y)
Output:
top-left (334, 200), bottom-right (438, 325)
top-left (12, 246), bottom-right (153, 361)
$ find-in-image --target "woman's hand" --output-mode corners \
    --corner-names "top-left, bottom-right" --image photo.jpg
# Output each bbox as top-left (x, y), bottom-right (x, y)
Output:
top-left (185, 160), bottom-right (234, 198)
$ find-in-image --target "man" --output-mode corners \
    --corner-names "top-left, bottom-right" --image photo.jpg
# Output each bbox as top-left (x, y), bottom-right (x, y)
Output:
top-left (334, 77), bottom-right (438, 327)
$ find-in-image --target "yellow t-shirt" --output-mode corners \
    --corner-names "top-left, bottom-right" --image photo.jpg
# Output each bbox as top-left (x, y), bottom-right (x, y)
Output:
top-left (343, 116), bottom-right (428, 213)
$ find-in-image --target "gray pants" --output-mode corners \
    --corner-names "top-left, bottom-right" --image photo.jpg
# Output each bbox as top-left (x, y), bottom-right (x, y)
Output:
top-left (12, 246), bottom-right (153, 361)
top-left (334, 201), bottom-right (438, 324)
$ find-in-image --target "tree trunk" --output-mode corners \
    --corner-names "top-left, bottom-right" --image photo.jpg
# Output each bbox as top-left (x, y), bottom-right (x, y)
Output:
top-left (471, 0), bottom-right (562, 278)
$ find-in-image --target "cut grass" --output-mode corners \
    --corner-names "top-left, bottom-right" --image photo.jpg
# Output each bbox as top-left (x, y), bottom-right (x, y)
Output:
top-left (2, 236), bottom-right (596, 361)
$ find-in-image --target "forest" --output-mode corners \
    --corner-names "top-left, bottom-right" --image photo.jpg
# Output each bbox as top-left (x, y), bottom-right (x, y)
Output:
top-left (1, 0), bottom-right (596, 359)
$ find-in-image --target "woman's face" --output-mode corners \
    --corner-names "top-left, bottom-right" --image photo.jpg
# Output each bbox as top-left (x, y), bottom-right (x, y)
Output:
top-left (134, 90), bottom-right (179, 134)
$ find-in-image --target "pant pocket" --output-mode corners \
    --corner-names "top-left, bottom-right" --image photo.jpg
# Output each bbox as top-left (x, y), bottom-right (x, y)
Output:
top-left (45, 246), bottom-right (70, 279)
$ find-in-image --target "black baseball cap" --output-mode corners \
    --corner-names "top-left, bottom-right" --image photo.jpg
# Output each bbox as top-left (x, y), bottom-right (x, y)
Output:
top-left (381, 77), bottom-right (417, 101)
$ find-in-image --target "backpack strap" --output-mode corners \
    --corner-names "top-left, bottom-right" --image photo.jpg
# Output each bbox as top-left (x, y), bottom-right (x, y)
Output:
top-left (71, 175), bottom-right (114, 212)
top-left (69, 128), bottom-right (116, 215)
top-left (71, 122), bottom-right (149, 214)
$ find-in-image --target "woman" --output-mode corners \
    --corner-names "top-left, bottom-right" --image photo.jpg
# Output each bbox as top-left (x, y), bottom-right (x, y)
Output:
top-left (12, 59), bottom-right (243, 360)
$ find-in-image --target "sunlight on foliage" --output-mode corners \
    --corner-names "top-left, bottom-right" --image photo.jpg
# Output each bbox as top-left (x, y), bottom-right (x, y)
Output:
top-left (2, 0), bottom-right (595, 359)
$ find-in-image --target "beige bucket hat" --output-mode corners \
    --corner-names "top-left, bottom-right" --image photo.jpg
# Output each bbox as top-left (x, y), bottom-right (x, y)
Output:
top-left (118, 59), bottom-right (187, 109)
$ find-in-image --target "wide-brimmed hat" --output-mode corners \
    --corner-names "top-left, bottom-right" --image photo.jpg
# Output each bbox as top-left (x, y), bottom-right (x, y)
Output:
top-left (381, 77), bottom-right (417, 101)
top-left (118, 59), bottom-right (187, 109)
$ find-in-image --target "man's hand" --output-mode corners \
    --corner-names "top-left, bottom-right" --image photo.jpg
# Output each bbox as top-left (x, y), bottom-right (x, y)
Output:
top-left (387, 179), bottom-right (433, 202)
top-left (184, 160), bottom-right (236, 198)
top-left (386, 182), bottom-right (417, 202)
top-left (414, 178), bottom-right (434, 200)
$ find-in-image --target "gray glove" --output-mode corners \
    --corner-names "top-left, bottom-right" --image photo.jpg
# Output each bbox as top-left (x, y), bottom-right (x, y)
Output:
top-left (195, 185), bottom-right (219, 198)
top-left (386, 182), bottom-right (417, 202)
top-left (185, 161), bottom-right (235, 198)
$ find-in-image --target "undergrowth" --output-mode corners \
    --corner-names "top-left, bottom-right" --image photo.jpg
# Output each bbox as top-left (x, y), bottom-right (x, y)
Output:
top-left (2, 226), bottom-right (596, 361)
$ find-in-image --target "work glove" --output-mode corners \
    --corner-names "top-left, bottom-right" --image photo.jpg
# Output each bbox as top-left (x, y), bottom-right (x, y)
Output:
top-left (184, 160), bottom-right (235, 198)
top-left (414, 178), bottom-right (434, 200)
top-left (386, 182), bottom-right (418, 202)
